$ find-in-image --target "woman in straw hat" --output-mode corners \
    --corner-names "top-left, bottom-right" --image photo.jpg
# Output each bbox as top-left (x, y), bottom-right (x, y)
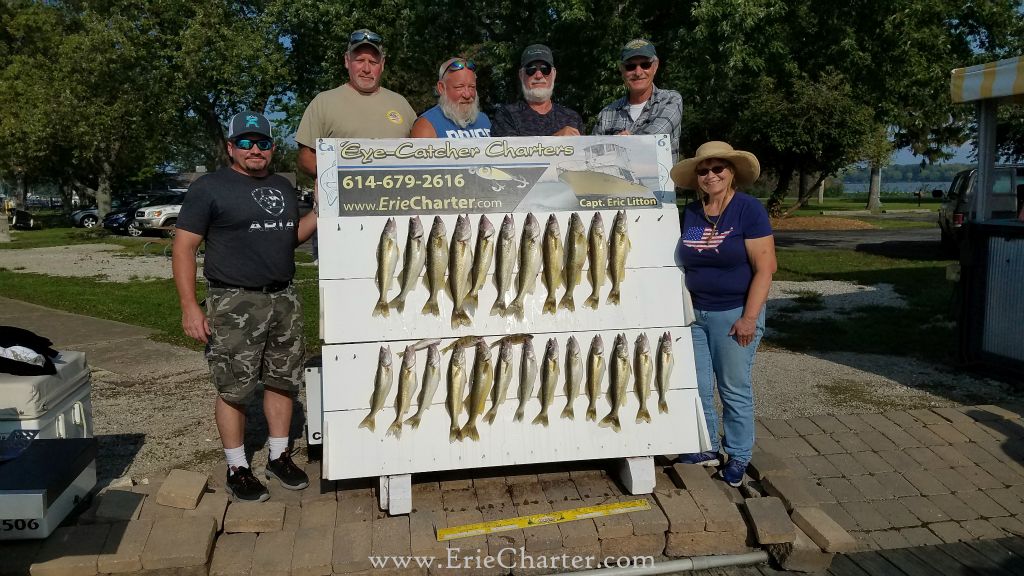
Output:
top-left (670, 141), bottom-right (776, 487)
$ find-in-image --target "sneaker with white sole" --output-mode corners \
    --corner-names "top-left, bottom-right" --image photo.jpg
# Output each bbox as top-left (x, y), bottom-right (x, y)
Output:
top-left (265, 452), bottom-right (309, 490)
top-left (677, 451), bottom-right (721, 467)
top-left (225, 466), bottom-right (270, 502)
top-left (718, 458), bottom-right (748, 487)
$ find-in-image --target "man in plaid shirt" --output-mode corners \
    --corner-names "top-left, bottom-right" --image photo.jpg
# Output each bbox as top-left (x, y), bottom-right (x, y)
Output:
top-left (593, 39), bottom-right (683, 161)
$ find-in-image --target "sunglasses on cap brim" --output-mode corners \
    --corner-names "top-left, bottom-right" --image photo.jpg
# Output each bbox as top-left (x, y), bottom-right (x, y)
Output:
top-left (349, 30), bottom-right (383, 46)
top-left (523, 63), bottom-right (552, 76)
top-left (234, 138), bottom-right (273, 151)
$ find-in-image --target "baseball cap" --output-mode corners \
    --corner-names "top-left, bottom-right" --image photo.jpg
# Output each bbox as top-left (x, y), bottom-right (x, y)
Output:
top-left (227, 110), bottom-right (273, 140)
top-left (620, 39), bottom-right (657, 62)
top-left (520, 44), bottom-right (553, 68)
top-left (348, 29), bottom-right (384, 55)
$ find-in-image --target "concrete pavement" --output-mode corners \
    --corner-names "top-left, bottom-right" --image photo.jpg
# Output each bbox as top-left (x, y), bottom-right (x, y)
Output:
top-left (0, 296), bottom-right (207, 381)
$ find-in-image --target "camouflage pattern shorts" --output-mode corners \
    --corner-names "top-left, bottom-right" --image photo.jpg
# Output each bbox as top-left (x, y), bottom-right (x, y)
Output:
top-left (205, 285), bottom-right (305, 404)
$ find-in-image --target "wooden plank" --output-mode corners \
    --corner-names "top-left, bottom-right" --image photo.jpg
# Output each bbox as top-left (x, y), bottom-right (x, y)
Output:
top-left (321, 328), bottom-right (697, 411)
top-left (845, 550), bottom-right (908, 575)
top-left (320, 267), bottom-right (686, 343)
top-left (827, 554), bottom-right (873, 576)
top-left (878, 548), bottom-right (944, 576)
top-left (936, 541), bottom-right (1016, 576)
top-left (965, 538), bottom-right (1024, 575)
top-left (321, 389), bottom-right (705, 479)
top-left (906, 544), bottom-right (975, 575)
top-left (318, 208), bottom-right (681, 280)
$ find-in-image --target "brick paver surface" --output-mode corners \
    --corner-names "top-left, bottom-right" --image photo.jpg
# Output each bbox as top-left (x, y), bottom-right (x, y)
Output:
top-left (16, 403), bottom-right (1024, 575)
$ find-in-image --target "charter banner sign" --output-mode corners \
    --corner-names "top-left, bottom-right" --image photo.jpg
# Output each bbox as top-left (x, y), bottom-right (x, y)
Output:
top-left (315, 135), bottom-right (676, 216)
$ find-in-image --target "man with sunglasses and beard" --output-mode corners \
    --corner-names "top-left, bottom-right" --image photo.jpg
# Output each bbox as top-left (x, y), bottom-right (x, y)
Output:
top-left (593, 39), bottom-right (682, 161)
top-left (491, 44), bottom-right (583, 137)
top-left (173, 111), bottom-right (318, 502)
top-left (411, 57), bottom-right (491, 138)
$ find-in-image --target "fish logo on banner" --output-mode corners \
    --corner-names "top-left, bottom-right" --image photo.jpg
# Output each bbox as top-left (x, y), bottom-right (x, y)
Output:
top-left (682, 226), bottom-right (732, 253)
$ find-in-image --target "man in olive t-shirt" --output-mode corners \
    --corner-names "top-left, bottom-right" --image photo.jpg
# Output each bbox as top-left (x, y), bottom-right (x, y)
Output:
top-left (295, 29), bottom-right (416, 177)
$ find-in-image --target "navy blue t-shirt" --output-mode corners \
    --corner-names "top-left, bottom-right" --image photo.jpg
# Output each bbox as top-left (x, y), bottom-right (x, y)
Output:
top-left (677, 192), bottom-right (772, 311)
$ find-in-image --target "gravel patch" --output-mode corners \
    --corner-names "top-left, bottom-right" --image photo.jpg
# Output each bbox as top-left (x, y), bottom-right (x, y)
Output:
top-left (0, 243), bottom-right (174, 281)
top-left (767, 279), bottom-right (905, 322)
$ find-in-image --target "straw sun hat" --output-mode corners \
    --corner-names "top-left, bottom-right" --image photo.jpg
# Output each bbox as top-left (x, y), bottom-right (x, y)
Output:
top-left (670, 141), bottom-right (760, 190)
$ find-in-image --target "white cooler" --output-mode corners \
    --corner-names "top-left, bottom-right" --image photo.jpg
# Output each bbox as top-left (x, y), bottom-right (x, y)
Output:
top-left (0, 438), bottom-right (97, 539)
top-left (0, 350), bottom-right (93, 441)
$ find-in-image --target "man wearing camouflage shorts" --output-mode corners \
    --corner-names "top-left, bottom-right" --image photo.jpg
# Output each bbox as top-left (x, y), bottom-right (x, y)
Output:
top-left (172, 110), bottom-right (318, 502)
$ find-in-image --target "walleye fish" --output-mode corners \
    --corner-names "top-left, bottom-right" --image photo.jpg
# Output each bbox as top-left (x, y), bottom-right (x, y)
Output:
top-left (506, 213), bottom-right (542, 319)
top-left (358, 346), bottom-right (393, 432)
top-left (599, 334), bottom-right (630, 431)
top-left (465, 215), bottom-right (495, 310)
top-left (441, 335), bottom-right (484, 355)
top-left (656, 332), bottom-right (673, 414)
top-left (373, 218), bottom-right (400, 317)
top-left (514, 338), bottom-right (538, 422)
top-left (560, 336), bottom-right (583, 419)
top-left (490, 214), bottom-right (517, 316)
top-left (449, 214), bottom-right (474, 329)
top-left (534, 338), bottom-right (559, 426)
top-left (586, 335), bottom-right (605, 422)
top-left (491, 333), bottom-right (533, 347)
top-left (541, 214), bottom-right (563, 315)
top-left (446, 344), bottom-right (468, 442)
top-left (389, 216), bottom-right (426, 313)
top-left (422, 216), bottom-right (449, 316)
top-left (387, 345), bottom-right (418, 438)
top-left (461, 341), bottom-right (494, 441)
top-left (398, 337), bottom-right (442, 357)
top-left (559, 213), bottom-right (588, 312)
top-left (583, 212), bottom-right (607, 310)
top-left (405, 343), bottom-right (440, 428)
top-left (634, 333), bottom-right (653, 424)
top-left (607, 210), bottom-right (631, 305)
top-left (484, 338), bottom-right (514, 424)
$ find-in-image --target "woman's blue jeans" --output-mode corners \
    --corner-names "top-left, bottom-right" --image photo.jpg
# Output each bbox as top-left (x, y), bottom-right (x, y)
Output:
top-left (690, 306), bottom-right (765, 463)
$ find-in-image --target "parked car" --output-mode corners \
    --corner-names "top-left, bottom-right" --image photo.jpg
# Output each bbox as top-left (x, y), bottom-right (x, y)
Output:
top-left (101, 202), bottom-right (144, 236)
top-left (935, 164), bottom-right (1024, 253)
top-left (132, 193), bottom-right (185, 237)
top-left (70, 198), bottom-right (135, 228)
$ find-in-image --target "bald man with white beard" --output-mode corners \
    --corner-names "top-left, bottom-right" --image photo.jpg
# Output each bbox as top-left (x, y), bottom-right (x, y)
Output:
top-left (411, 57), bottom-right (492, 138)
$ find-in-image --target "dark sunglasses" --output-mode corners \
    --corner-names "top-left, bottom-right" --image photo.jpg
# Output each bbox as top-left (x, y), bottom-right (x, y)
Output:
top-left (696, 165), bottom-right (729, 177)
top-left (235, 138), bottom-right (273, 151)
top-left (524, 63), bottom-right (552, 77)
top-left (622, 60), bottom-right (655, 72)
top-left (349, 30), bottom-right (383, 46)
top-left (445, 59), bottom-right (476, 74)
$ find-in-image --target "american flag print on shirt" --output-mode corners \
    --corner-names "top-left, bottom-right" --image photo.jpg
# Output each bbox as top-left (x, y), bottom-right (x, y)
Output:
top-left (682, 226), bottom-right (733, 253)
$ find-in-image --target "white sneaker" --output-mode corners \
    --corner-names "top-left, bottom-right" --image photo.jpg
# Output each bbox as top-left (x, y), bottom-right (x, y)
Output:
top-left (313, 259), bottom-right (319, 266)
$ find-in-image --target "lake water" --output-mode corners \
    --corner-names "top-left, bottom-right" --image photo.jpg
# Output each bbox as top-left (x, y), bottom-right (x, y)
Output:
top-left (841, 181), bottom-right (952, 194)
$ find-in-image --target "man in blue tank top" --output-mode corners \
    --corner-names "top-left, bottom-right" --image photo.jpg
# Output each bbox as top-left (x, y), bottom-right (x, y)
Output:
top-left (411, 57), bottom-right (492, 138)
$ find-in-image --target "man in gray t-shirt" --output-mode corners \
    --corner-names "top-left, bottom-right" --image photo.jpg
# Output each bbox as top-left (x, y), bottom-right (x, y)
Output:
top-left (173, 110), bottom-right (317, 502)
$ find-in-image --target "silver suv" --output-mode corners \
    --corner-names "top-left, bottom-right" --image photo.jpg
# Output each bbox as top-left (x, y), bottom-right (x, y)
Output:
top-left (936, 165), bottom-right (1023, 253)
top-left (134, 192), bottom-right (185, 237)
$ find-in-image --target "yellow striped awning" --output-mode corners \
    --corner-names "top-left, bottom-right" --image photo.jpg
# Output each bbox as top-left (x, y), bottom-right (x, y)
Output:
top-left (950, 55), bottom-right (1024, 103)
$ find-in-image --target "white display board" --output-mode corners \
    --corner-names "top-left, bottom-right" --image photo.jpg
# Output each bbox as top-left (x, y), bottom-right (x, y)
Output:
top-left (316, 135), bottom-right (709, 483)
